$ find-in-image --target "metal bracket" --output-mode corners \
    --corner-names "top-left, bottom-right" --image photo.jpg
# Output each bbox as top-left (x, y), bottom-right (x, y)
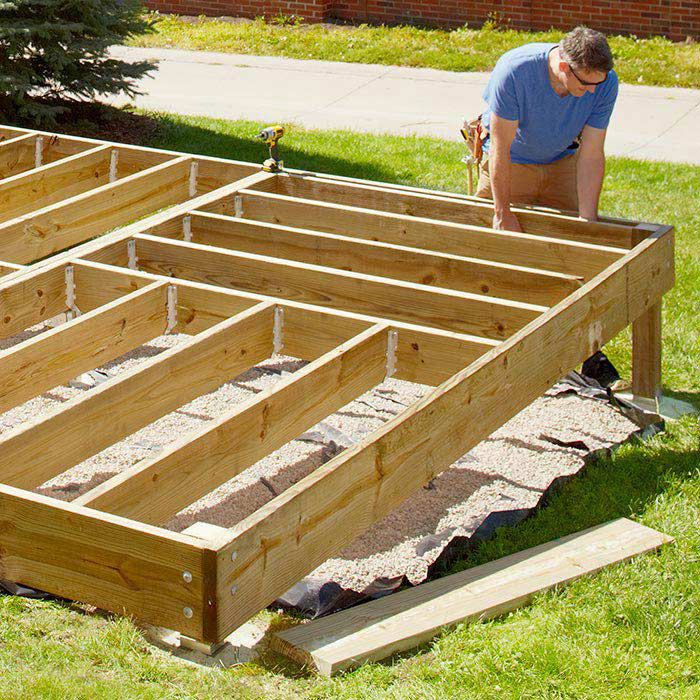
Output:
top-left (166, 285), bottom-right (178, 334)
top-left (385, 330), bottom-right (398, 379)
top-left (273, 305), bottom-right (284, 356)
top-left (183, 215), bottom-right (192, 242)
top-left (64, 265), bottom-right (81, 319)
top-left (189, 161), bottom-right (198, 198)
top-left (127, 240), bottom-right (138, 270)
top-left (34, 136), bottom-right (43, 169)
top-left (233, 195), bottom-right (243, 218)
top-left (109, 150), bottom-right (119, 182)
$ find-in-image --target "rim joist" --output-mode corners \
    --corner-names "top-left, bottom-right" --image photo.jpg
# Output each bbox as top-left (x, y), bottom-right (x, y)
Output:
top-left (0, 125), bottom-right (675, 646)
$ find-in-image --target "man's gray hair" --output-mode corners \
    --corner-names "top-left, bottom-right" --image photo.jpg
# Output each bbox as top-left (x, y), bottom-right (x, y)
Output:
top-left (560, 26), bottom-right (614, 73)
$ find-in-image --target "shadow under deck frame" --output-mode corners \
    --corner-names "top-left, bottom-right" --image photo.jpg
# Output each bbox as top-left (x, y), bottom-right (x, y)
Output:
top-left (0, 125), bottom-right (674, 644)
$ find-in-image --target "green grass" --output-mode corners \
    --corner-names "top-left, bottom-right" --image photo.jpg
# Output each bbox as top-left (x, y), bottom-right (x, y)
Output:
top-left (128, 15), bottom-right (700, 89)
top-left (0, 112), bottom-right (698, 699)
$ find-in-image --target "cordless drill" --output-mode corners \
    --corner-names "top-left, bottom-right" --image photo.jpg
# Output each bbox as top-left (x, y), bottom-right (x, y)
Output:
top-left (256, 125), bottom-right (285, 172)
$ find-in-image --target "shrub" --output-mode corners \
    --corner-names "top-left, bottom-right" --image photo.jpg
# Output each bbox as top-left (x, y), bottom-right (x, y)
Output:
top-left (0, 0), bottom-right (156, 123)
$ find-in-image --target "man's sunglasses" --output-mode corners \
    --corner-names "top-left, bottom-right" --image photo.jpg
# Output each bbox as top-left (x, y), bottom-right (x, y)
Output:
top-left (568, 64), bottom-right (608, 86)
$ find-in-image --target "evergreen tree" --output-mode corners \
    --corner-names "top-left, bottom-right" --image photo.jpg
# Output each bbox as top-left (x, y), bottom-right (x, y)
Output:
top-left (0, 0), bottom-right (155, 123)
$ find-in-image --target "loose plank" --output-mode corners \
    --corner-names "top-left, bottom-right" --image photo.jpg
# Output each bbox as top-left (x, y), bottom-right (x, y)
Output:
top-left (206, 189), bottom-right (623, 280)
top-left (132, 234), bottom-right (545, 341)
top-left (0, 301), bottom-right (275, 489)
top-left (271, 519), bottom-right (672, 675)
top-left (0, 282), bottom-right (168, 414)
top-left (77, 324), bottom-right (391, 524)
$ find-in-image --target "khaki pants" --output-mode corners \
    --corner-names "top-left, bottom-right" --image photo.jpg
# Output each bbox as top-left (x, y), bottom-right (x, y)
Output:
top-left (475, 153), bottom-right (579, 212)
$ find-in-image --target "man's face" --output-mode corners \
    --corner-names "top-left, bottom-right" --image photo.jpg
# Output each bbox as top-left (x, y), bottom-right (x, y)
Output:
top-left (559, 62), bottom-right (608, 97)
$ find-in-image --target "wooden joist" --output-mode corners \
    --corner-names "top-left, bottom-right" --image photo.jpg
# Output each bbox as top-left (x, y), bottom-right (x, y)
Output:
top-left (271, 518), bottom-right (673, 675)
top-left (210, 189), bottom-right (624, 280)
top-left (0, 145), bottom-right (113, 223)
top-left (129, 233), bottom-right (546, 340)
top-left (259, 174), bottom-right (636, 248)
top-left (0, 156), bottom-right (193, 264)
top-left (0, 282), bottom-right (168, 414)
top-left (157, 211), bottom-right (581, 306)
top-left (0, 133), bottom-right (39, 179)
top-left (76, 323), bottom-right (391, 524)
top-left (0, 302), bottom-right (275, 489)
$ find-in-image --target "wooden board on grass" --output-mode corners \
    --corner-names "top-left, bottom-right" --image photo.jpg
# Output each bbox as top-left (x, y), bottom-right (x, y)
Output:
top-left (271, 518), bottom-right (672, 676)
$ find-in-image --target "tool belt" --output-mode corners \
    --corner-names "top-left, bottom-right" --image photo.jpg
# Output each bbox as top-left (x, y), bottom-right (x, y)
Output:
top-left (460, 115), bottom-right (488, 167)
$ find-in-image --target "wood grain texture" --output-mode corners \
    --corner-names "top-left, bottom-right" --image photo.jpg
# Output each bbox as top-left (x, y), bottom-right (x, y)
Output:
top-left (0, 146), bottom-right (112, 223)
top-left (77, 324), bottom-right (390, 524)
top-left (176, 212), bottom-right (581, 306)
top-left (132, 234), bottom-right (545, 340)
top-left (72, 259), bottom-right (494, 386)
top-left (0, 157), bottom-right (192, 264)
top-left (271, 519), bottom-right (672, 675)
top-left (211, 227), bottom-right (674, 641)
top-left (0, 483), bottom-right (211, 638)
top-left (0, 264), bottom-right (66, 339)
top-left (0, 134), bottom-right (37, 179)
top-left (208, 189), bottom-right (623, 280)
top-left (0, 282), bottom-right (168, 414)
top-left (0, 301), bottom-right (275, 489)
top-left (266, 175), bottom-right (635, 248)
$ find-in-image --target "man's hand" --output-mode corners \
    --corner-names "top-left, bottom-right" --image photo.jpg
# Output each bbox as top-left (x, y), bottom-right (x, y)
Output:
top-left (492, 210), bottom-right (523, 232)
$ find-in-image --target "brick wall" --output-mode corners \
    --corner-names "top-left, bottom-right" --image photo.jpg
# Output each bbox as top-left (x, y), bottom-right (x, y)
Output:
top-left (146, 0), bottom-right (700, 41)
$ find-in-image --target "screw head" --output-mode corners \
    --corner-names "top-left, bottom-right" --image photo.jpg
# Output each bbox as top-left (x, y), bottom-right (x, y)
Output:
top-left (182, 571), bottom-right (193, 583)
top-left (183, 607), bottom-right (193, 619)
top-left (230, 550), bottom-right (238, 562)
top-left (230, 585), bottom-right (238, 596)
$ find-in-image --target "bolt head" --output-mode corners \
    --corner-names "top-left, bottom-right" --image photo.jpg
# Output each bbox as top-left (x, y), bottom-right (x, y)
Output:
top-left (183, 607), bottom-right (193, 619)
top-left (230, 550), bottom-right (238, 562)
top-left (230, 585), bottom-right (238, 596)
top-left (182, 571), bottom-right (193, 583)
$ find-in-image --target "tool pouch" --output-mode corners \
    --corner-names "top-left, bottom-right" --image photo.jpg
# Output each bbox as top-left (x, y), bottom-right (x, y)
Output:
top-left (460, 115), bottom-right (488, 166)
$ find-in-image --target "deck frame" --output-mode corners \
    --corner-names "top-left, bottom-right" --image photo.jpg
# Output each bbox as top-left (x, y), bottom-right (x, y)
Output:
top-left (0, 126), bottom-right (674, 644)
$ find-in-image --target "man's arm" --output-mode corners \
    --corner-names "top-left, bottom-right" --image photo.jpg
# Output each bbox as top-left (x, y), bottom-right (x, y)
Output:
top-left (577, 125), bottom-right (607, 221)
top-left (489, 114), bottom-right (522, 232)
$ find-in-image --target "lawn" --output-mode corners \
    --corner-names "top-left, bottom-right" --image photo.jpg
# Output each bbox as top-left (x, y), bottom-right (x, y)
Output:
top-left (0, 113), bottom-right (698, 699)
top-left (129, 15), bottom-right (700, 89)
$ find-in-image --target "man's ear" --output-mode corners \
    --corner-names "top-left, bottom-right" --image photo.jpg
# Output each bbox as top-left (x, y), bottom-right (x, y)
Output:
top-left (559, 61), bottom-right (571, 75)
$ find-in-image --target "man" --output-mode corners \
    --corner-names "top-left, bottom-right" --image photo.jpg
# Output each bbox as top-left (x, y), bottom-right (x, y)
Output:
top-left (475, 26), bottom-right (618, 232)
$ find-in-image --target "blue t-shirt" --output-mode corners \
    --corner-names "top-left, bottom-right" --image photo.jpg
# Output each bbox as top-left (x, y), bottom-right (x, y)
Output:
top-left (481, 43), bottom-right (618, 165)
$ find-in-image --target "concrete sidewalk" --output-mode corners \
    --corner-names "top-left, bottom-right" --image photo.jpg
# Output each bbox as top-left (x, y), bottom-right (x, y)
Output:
top-left (110, 46), bottom-right (700, 164)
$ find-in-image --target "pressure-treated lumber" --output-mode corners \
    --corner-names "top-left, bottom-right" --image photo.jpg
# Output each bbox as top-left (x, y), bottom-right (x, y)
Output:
top-left (260, 175), bottom-right (636, 248)
top-left (0, 302), bottom-right (275, 489)
top-left (130, 233), bottom-right (546, 340)
top-left (0, 483), bottom-right (213, 639)
top-left (167, 212), bottom-right (581, 306)
top-left (77, 323), bottom-right (391, 524)
top-left (0, 145), bottom-right (113, 223)
top-left (210, 226), bottom-right (674, 640)
top-left (213, 189), bottom-right (624, 280)
top-left (271, 518), bottom-right (672, 675)
top-left (0, 265), bottom-right (67, 339)
top-left (0, 282), bottom-right (168, 414)
top-left (0, 156), bottom-right (192, 264)
top-left (0, 134), bottom-right (38, 179)
top-left (73, 259), bottom-right (496, 386)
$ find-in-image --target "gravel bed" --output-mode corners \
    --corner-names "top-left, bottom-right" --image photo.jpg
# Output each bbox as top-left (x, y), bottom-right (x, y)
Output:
top-left (0, 320), bottom-right (639, 595)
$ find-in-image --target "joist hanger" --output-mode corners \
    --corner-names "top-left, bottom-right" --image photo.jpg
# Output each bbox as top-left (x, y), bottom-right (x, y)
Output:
top-left (182, 215), bottom-right (192, 242)
top-left (34, 135), bottom-right (43, 168)
top-left (273, 305), bottom-right (284, 355)
top-left (166, 285), bottom-right (178, 334)
top-left (64, 264), bottom-right (81, 319)
top-left (385, 329), bottom-right (398, 379)
top-left (127, 240), bottom-right (138, 270)
top-left (189, 162), bottom-right (198, 198)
